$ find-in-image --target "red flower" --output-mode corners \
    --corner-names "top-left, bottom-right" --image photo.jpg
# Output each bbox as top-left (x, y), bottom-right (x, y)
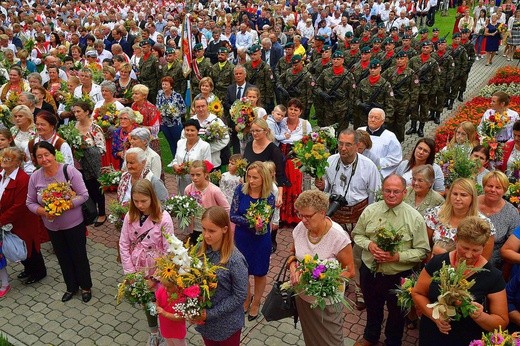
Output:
top-left (183, 285), bottom-right (200, 299)
top-left (489, 115), bottom-right (496, 122)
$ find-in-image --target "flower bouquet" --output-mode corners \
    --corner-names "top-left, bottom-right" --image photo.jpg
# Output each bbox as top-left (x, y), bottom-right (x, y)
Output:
top-left (208, 98), bottom-right (224, 118)
top-left (200, 122), bottom-right (228, 143)
top-left (58, 121), bottom-right (86, 160)
top-left (393, 272), bottom-right (419, 315)
top-left (498, 23), bottom-right (508, 33)
top-left (209, 170), bottom-right (222, 186)
top-left (134, 110), bottom-right (144, 125)
top-left (427, 261), bottom-right (486, 321)
top-left (107, 201), bottom-right (128, 232)
top-left (230, 98), bottom-right (256, 140)
top-left (479, 110), bottom-right (510, 166)
top-left (234, 158), bottom-right (248, 178)
top-left (163, 195), bottom-right (204, 228)
top-left (294, 254), bottom-right (350, 310)
top-left (469, 326), bottom-right (520, 346)
top-left (173, 161), bottom-right (191, 176)
top-left (371, 223), bottom-right (404, 272)
top-left (40, 182), bottom-right (76, 217)
top-left (86, 64), bottom-right (104, 84)
top-left (4, 91), bottom-right (20, 110)
top-left (98, 167), bottom-right (123, 192)
top-left (0, 105), bottom-right (13, 129)
top-left (508, 159), bottom-right (520, 184)
top-left (116, 271), bottom-right (157, 315)
top-left (245, 199), bottom-right (274, 235)
top-left (159, 103), bottom-right (181, 119)
top-left (292, 131), bottom-right (332, 179)
top-left (64, 93), bottom-right (94, 112)
top-left (435, 145), bottom-right (480, 188)
top-left (506, 181), bottom-right (520, 208)
top-left (93, 103), bottom-right (120, 138)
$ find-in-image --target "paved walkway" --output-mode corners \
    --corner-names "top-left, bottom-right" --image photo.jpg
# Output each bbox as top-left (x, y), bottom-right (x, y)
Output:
top-left (0, 55), bottom-right (515, 346)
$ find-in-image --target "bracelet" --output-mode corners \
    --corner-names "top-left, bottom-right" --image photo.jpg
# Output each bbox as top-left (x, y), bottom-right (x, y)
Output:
top-left (286, 255), bottom-right (297, 269)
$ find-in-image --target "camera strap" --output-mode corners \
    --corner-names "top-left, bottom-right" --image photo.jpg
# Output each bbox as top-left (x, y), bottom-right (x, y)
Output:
top-left (331, 154), bottom-right (358, 202)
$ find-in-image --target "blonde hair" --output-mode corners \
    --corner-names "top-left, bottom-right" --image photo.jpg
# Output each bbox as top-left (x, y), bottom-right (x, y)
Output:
top-left (245, 86), bottom-right (262, 107)
top-left (482, 170), bottom-right (509, 192)
top-left (263, 161), bottom-right (276, 177)
top-left (11, 105), bottom-right (34, 126)
top-left (198, 206), bottom-right (234, 265)
top-left (439, 178), bottom-right (478, 225)
top-left (132, 84), bottom-right (149, 96)
top-left (242, 161), bottom-right (273, 198)
top-left (251, 118), bottom-right (274, 142)
top-left (456, 216), bottom-right (491, 246)
top-left (190, 160), bottom-right (210, 180)
top-left (199, 76), bottom-right (214, 90)
top-left (294, 190), bottom-right (330, 213)
top-left (448, 121), bottom-right (479, 148)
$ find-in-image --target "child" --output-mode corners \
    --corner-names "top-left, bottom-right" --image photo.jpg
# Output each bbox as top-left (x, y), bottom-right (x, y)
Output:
top-left (220, 154), bottom-right (242, 205)
top-left (239, 87), bottom-right (266, 153)
top-left (185, 160), bottom-right (230, 244)
top-left (264, 161), bottom-right (280, 253)
top-left (193, 206), bottom-right (248, 345)
top-left (155, 279), bottom-right (187, 346)
top-left (266, 105), bottom-right (287, 146)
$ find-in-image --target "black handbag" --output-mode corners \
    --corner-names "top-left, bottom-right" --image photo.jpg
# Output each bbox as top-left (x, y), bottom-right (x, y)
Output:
top-left (63, 165), bottom-right (98, 226)
top-left (261, 257), bottom-right (298, 326)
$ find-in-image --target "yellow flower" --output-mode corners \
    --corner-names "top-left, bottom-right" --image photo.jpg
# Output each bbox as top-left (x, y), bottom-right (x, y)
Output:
top-left (160, 263), bottom-right (176, 281)
top-left (303, 254), bottom-right (313, 263)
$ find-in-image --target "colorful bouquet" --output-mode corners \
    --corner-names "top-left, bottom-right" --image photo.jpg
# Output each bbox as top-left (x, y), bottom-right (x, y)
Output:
top-left (393, 272), bottom-right (419, 315)
top-left (506, 182), bottom-right (520, 208)
top-left (498, 23), bottom-right (508, 33)
top-left (230, 98), bottom-right (256, 140)
top-left (435, 145), bottom-right (480, 187)
top-left (479, 110), bottom-right (510, 165)
top-left (98, 168), bottom-right (123, 192)
top-left (469, 327), bottom-right (520, 346)
top-left (209, 170), bottom-right (222, 186)
top-left (64, 93), bottom-right (94, 112)
top-left (295, 254), bottom-right (350, 310)
top-left (245, 199), bottom-right (274, 235)
top-left (93, 103), bottom-right (120, 137)
top-left (292, 131), bottom-right (332, 179)
top-left (154, 233), bottom-right (222, 319)
top-left (508, 159), bottom-right (520, 183)
top-left (40, 182), bottom-right (76, 217)
top-left (371, 223), bottom-right (404, 272)
top-left (159, 103), bottom-right (181, 119)
top-left (58, 121), bottom-right (86, 160)
top-left (0, 105), bottom-right (13, 129)
top-left (4, 91), bottom-right (20, 110)
top-left (208, 98), bottom-right (224, 118)
top-left (200, 122), bottom-right (228, 143)
top-left (107, 201), bottom-right (128, 233)
top-left (173, 161), bottom-right (192, 176)
top-left (163, 195), bottom-right (204, 228)
top-left (317, 126), bottom-right (338, 153)
top-left (86, 64), bottom-right (104, 84)
top-left (427, 261), bottom-right (486, 321)
top-left (116, 271), bottom-right (157, 315)
top-left (234, 158), bottom-right (248, 178)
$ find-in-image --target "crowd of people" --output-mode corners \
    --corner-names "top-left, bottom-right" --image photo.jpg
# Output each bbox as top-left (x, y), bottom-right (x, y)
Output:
top-left (0, 0), bottom-right (519, 345)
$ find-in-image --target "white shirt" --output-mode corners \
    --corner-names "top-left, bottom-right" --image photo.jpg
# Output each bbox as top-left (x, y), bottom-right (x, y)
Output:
top-left (395, 160), bottom-right (445, 192)
top-left (74, 84), bottom-right (104, 104)
top-left (187, 113), bottom-right (230, 167)
top-left (478, 108), bottom-right (520, 143)
top-left (279, 118), bottom-right (312, 144)
top-left (0, 167), bottom-right (19, 200)
top-left (323, 153), bottom-right (382, 205)
top-left (358, 126), bottom-right (403, 177)
top-left (40, 67), bottom-right (69, 84)
top-left (235, 31), bottom-right (253, 51)
top-left (97, 49), bottom-right (113, 64)
top-left (333, 23), bottom-right (354, 40)
top-left (172, 138), bottom-right (212, 166)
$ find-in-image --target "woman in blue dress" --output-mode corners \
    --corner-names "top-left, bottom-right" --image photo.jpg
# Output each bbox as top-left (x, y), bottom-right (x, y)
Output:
top-left (485, 13), bottom-right (501, 65)
top-left (230, 161), bottom-right (275, 322)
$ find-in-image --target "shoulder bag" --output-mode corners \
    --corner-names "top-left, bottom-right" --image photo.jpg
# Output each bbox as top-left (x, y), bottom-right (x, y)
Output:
top-left (63, 164), bottom-right (98, 226)
top-left (2, 224), bottom-right (27, 262)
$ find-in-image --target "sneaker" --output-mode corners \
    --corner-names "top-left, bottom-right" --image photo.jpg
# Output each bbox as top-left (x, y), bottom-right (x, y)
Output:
top-left (355, 288), bottom-right (366, 311)
top-left (0, 285), bottom-right (11, 298)
top-left (147, 333), bottom-right (159, 346)
top-left (167, 161), bottom-right (174, 168)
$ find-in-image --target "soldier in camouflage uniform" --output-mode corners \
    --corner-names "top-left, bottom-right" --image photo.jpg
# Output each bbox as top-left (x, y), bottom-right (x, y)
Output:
top-left (406, 41), bottom-right (440, 137)
top-left (244, 44), bottom-right (275, 112)
top-left (276, 55), bottom-right (313, 117)
top-left (457, 30), bottom-right (475, 102)
top-left (359, 26), bottom-right (373, 49)
top-left (370, 37), bottom-right (383, 56)
top-left (413, 28), bottom-right (430, 51)
top-left (314, 50), bottom-right (356, 130)
top-left (162, 47), bottom-right (186, 96)
top-left (446, 33), bottom-right (468, 110)
top-left (378, 38), bottom-right (397, 72)
top-left (190, 43), bottom-right (212, 97)
top-left (373, 23), bottom-right (387, 42)
top-left (275, 42), bottom-right (294, 81)
top-left (431, 38), bottom-right (454, 124)
top-left (210, 47), bottom-right (235, 101)
top-left (396, 35), bottom-right (418, 58)
top-left (138, 40), bottom-right (160, 103)
top-left (310, 35), bottom-right (326, 62)
top-left (389, 27), bottom-right (402, 48)
top-left (345, 37), bottom-right (361, 69)
top-left (351, 46), bottom-right (372, 85)
top-left (382, 51), bottom-right (419, 142)
top-left (431, 27), bottom-right (441, 50)
top-left (355, 58), bottom-right (395, 129)
top-left (307, 44), bottom-right (332, 76)
top-left (337, 31), bottom-right (354, 51)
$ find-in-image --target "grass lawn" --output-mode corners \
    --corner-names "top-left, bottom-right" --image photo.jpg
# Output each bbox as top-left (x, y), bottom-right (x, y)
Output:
top-left (432, 8), bottom-right (458, 44)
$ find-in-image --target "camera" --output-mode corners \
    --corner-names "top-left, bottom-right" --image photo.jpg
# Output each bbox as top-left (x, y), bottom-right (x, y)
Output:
top-left (326, 194), bottom-right (347, 217)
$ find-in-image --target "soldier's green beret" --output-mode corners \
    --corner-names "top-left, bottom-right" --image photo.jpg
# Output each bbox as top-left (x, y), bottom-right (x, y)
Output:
top-left (390, 27), bottom-right (398, 32)
top-left (291, 55), bottom-right (302, 64)
top-left (284, 42), bottom-right (295, 48)
top-left (419, 27), bottom-right (429, 34)
top-left (404, 26), bottom-right (412, 30)
top-left (315, 35), bottom-right (326, 42)
top-left (345, 32), bottom-right (353, 38)
top-left (396, 51), bottom-right (409, 58)
top-left (438, 38), bottom-right (447, 44)
top-left (139, 39), bottom-right (152, 47)
top-left (332, 50), bottom-right (344, 58)
top-left (351, 37), bottom-right (360, 44)
top-left (461, 28), bottom-right (470, 34)
top-left (218, 47), bottom-right (229, 54)
top-left (165, 47), bottom-right (175, 54)
top-left (377, 22), bottom-right (385, 28)
top-left (452, 33), bottom-right (461, 38)
top-left (361, 46), bottom-right (371, 54)
top-left (402, 35), bottom-right (411, 40)
top-left (432, 27), bottom-right (440, 32)
top-left (369, 59), bottom-right (381, 68)
top-left (193, 43), bottom-right (204, 51)
top-left (421, 40), bottom-right (433, 47)
top-left (248, 44), bottom-right (261, 54)
top-left (364, 25), bottom-right (371, 31)
top-left (323, 44), bottom-right (332, 51)
top-left (384, 38), bottom-right (394, 45)
top-left (372, 37), bottom-right (382, 43)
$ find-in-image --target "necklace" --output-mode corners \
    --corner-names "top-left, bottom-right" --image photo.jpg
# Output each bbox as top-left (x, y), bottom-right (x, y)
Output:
top-left (307, 220), bottom-right (330, 244)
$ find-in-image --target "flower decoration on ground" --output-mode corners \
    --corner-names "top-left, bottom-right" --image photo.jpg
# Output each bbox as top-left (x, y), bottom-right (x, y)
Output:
top-left (469, 326), bottom-right (520, 346)
top-left (294, 254), bottom-right (350, 310)
top-left (163, 195), bottom-right (204, 229)
top-left (435, 145), bottom-right (480, 188)
top-left (40, 182), bottom-right (76, 217)
top-left (208, 98), bottom-right (224, 118)
top-left (58, 121), bottom-right (87, 160)
top-left (292, 129), bottom-right (333, 179)
top-left (116, 271), bottom-right (156, 315)
top-left (245, 199), bottom-right (274, 235)
top-left (230, 97), bottom-right (256, 140)
top-left (200, 121), bottom-right (228, 143)
top-left (393, 272), bottom-right (419, 316)
top-left (488, 67), bottom-right (520, 85)
top-left (0, 105), bottom-right (13, 129)
top-left (427, 261), bottom-right (486, 321)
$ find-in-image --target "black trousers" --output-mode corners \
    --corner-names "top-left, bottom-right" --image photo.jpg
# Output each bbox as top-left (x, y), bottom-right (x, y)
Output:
top-left (359, 263), bottom-right (411, 346)
top-left (48, 223), bottom-right (92, 293)
top-left (21, 242), bottom-right (47, 280)
top-left (84, 177), bottom-right (105, 217)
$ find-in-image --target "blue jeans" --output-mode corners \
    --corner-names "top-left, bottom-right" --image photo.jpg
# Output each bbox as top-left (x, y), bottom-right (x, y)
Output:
top-left (476, 35), bottom-right (484, 55)
top-left (160, 122), bottom-right (183, 159)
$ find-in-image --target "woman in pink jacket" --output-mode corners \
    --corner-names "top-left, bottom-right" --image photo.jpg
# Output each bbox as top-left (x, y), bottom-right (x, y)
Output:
top-left (119, 179), bottom-right (179, 346)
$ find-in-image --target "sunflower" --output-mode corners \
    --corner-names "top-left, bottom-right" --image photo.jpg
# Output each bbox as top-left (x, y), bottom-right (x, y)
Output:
top-left (160, 262), bottom-right (177, 281)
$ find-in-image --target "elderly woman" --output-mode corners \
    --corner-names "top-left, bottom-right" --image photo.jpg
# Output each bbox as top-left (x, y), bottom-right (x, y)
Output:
top-left (102, 66), bottom-right (116, 82)
top-left (26, 111), bottom-right (74, 173)
top-left (0, 147), bottom-right (47, 292)
top-left (32, 86), bottom-right (56, 114)
top-left (172, 119), bottom-right (212, 196)
top-left (189, 95), bottom-right (230, 170)
top-left (117, 147), bottom-right (168, 205)
top-left (197, 76), bottom-right (218, 104)
top-left (122, 128), bottom-right (162, 178)
top-left (288, 190), bottom-right (355, 346)
top-left (27, 142), bottom-right (92, 303)
top-left (74, 68), bottom-right (103, 103)
top-left (73, 101), bottom-right (107, 227)
top-left (477, 171), bottom-right (520, 269)
top-left (0, 66), bottom-right (29, 104)
top-left (396, 138), bottom-right (445, 193)
top-left (112, 107), bottom-right (139, 169)
top-left (424, 178), bottom-right (496, 258)
top-left (501, 120), bottom-right (520, 173)
top-left (404, 165), bottom-right (445, 216)
top-left (43, 65), bottom-right (64, 99)
top-left (471, 145), bottom-right (491, 186)
top-left (131, 84), bottom-right (162, 156)
top-left (27, 73), bottom-right (57, 112)
top-left (412, 216), bottom-right (509, 345)
top-left (156, 76), bottom-right (186, 163)
top-left (230, 161), bottom-right (275, 322)
top-left (114, 63), bottom-right (138, 107)
top-left (479, 92), bottom-right (520, 147)
top-left (16, 49), bottom-right (37, 76)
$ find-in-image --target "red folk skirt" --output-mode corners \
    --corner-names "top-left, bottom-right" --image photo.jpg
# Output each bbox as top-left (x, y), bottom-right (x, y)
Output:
top-left (279, 143), bottom-right (302, 226)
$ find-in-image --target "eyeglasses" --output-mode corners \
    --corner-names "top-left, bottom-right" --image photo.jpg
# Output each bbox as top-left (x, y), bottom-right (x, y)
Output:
top-left (250, 129), bottom-right (265, 134)
top-left (1, 157), bottom-right (13, 162)
top-left (296, 211), bottom-right (318, 220)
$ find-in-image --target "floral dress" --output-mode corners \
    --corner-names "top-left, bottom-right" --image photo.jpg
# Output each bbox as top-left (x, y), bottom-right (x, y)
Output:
top-left (156, 90), bottom-right (186, 127)
top-left (220, 172), bottom-right (241, 205)
top-left (76, 122), bottom-right (106, 181)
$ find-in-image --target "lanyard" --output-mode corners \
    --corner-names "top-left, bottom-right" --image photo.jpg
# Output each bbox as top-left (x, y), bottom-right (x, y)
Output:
top-left (331, 154), bottom-right (358, 201)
